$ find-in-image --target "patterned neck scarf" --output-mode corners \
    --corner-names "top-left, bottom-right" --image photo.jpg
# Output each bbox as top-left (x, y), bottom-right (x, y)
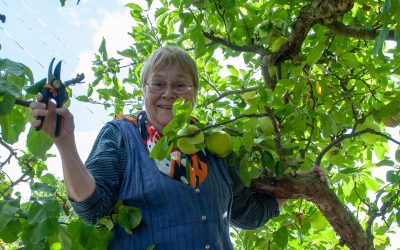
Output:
top-left (116, 111), bottom-right (208, 189)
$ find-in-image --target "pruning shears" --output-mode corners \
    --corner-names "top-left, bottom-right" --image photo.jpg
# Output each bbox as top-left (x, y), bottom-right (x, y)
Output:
top-left (36, 58), bottom-right (68, 137)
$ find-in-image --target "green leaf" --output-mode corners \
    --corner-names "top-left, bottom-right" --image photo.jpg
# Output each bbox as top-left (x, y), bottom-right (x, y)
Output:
top-left (162, 119), bottom-right (180, 138)
top-left (76, 95), bottom-right (90, 102)
top-left (0, 218), bottom-right (21, 243)
top-left (25, 78), bottom-right (47, 94)
top-left (23, 218), bottom-right (60, 245)
top-left (373, 25), bottom-right (389, 57)
top-left (117, 203), bottom-right (142, 234)
top-left (99, 37), bottom-right (108, 61)
top-left (27, 128), bottom-right (54, 160)
top-left (220, 0), bottom-right (237, 10)
top-left (0, 92), bottom-right (16, 116)
top-left (149, 136), bottom-right (171, 160)
top-left (125, 3), bottom-right (143, 12)
top-left (242, 131), bottom-right (255, 151)
top-left (146, 244), bottom-right (156, 250)
top-left (261, 150), bottom-right (275, 172)
top-left (118, 48), bottom-right (137, 58)
top-left (238, 154), bottom-right (261, 187)
top-left (273, 226), bottom-right (288, 248)
top-left (190, 24), bottom-right (206, 58)
top-left (96, 217), bottom-right (114, 231)
top-left (0, 59), bottom-right (33, 81)
top-left (0, 108), bottom-right (26, 144)
top-left (306, 36), bottom-right (327, 67)
top-left (342, 178), bottom-right (354, 197)
top-left (274, 161), bottom-right (285, 178)
top-left (27, 200), bottom-right (61, 224)
top-left (363, 175), bottom-right (381, 192)
top-left (31, 182), bottom-right (57, 193)
top-left (309, 211), bottom-right (329, 230)
top-left (386, 170), bottom-right (400, 183)
top-left (0, 199), bottom-right (20, 231)
top-left (376, 159), bottom-right (394, 166)
top-left (172, 97), bottom-right (192, 124)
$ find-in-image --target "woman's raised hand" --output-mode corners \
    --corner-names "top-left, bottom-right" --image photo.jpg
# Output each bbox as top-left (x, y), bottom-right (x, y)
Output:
top-left (30, 94), bottom-right (75, 145)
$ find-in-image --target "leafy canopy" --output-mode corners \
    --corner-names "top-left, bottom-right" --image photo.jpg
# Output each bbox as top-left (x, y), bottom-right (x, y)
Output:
top-left (1, 0), bottom-right (400, 249)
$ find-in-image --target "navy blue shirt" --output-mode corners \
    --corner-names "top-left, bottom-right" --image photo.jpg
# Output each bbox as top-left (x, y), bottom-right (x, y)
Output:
top-left (70, 119), bottom-right (279, 249)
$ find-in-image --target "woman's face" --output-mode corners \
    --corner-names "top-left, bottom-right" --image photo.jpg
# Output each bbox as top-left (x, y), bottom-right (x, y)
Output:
top-left (144, 63), bottom-right (194, 132)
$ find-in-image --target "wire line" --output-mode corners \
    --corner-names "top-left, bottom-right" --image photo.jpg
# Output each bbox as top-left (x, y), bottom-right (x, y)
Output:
top-left (0, 26), bottom-right (45, 69)
top-left (14, 0), bottom-right (81, 63)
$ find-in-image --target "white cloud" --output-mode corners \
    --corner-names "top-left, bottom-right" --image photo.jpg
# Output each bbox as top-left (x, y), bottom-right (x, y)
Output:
top-left (73, 6), bottom-right (132, 85)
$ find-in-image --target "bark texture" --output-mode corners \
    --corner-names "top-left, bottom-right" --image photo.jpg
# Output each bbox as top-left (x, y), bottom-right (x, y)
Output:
top-left (251, 173), bottom-right (374, 250)
top-left (264, 0), bottom-right (354, 66)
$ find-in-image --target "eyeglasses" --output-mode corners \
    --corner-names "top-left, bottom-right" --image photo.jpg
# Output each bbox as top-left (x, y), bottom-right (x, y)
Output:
top-left (146, 81), bottom-right (193, 95)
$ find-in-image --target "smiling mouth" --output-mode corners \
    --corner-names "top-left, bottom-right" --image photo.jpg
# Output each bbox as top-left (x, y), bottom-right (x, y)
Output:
top-left (158, 105), bottom-right (172, 109)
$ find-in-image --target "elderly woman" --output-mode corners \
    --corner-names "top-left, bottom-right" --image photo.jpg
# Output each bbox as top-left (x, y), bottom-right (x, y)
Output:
top-left (30, 46), bottom-right (282, 249)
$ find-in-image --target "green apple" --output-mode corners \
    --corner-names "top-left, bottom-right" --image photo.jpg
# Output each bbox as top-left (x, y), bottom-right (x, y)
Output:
top-left (358, 121), bottom-right (381, 145)
top-left (259, 117), bottom-right (274, 136)
top-left (177, 125), bottom-right (204, 154)
top-left (395, 146), bottom-right (400, 163)
top-left (382, 116), bottom-right (399, 127)
top-left (268, 66), bottom-right (276, 78)
top-left (205, 130), bottom-right (233, 158)
top-left (270, 36), bottom-right (285, 52)
top-left (242, 91), bottom-right (260, 106)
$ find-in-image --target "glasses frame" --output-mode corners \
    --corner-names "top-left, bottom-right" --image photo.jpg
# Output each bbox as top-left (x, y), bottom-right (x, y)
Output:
top-left (145, 81), bottom-right (193, 95)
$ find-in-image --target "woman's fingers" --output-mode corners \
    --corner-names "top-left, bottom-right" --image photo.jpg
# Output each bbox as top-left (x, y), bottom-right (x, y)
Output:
top-left (292, 165), bottom-right (328, 184)
top-left (30, 107), bottom-right (49, 118)
top-left (36, 93), bottom-right (43, 102)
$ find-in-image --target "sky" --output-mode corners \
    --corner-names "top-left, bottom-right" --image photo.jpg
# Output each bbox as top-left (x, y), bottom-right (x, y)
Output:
top-left (1, 0), bottom-right (136, 184)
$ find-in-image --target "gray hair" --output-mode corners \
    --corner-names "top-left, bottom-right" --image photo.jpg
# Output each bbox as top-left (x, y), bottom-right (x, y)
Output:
top-left (140, 46), bottom-right (199, 100)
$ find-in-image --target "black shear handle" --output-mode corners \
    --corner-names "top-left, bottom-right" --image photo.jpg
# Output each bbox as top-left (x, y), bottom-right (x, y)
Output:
top-left (35, 88), bottom-right (63, 137)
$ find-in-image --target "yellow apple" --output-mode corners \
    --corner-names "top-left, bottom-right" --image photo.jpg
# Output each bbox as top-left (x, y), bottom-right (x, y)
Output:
top-left (205, 130), bottom-right (233, 158)
top-left (315, 82), bottom-right (322, 96)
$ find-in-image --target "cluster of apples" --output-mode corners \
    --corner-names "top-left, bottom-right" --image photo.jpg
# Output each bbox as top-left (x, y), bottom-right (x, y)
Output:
top-left (176, 125), bottom-right (233, 158)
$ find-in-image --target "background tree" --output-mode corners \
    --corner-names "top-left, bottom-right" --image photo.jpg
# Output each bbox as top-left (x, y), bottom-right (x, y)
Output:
top-left (1, 0), bottom-right (400, 249)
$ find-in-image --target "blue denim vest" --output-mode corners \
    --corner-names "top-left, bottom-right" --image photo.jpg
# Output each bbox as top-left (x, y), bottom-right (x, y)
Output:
top-left (108, 119), bottom-right (234, 250)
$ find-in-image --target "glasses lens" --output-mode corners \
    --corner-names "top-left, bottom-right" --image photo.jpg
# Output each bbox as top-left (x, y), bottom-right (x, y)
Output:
top-left (148, 82), bottom-right (192, 94)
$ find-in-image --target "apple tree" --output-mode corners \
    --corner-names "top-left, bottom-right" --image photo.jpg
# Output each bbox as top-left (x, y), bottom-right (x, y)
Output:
top-left (1, 0), bottom-right (400, 249)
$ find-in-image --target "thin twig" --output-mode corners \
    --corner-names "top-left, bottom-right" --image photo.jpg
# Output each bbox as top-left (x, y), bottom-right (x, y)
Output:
top-left (315, 128), bottom-right (400, 166)
top-left (199, 86), bottom-right (258, 107)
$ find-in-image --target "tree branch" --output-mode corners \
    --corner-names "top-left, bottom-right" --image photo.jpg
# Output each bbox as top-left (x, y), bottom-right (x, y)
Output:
top-left (199, 86), bottom-right (258, 107)
top-left (202, 31), bottom-right (267, 55)
top-left (251, 172), bottom-right (374, 250)
top-left (327, 21), bottom-right (396, 40)
top-left (315, 128), bottom-right (400, 166)
top-left (264, 0), bottom-right (354, 66)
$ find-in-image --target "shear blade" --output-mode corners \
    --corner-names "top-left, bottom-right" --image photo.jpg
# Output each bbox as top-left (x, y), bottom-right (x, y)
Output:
top-left (53, 61), bottom-right (62, 80)
top-left (48, 57), bottom-right (56, 82)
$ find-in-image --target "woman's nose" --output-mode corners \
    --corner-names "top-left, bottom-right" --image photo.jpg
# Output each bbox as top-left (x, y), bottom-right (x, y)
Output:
top-left (162, 85), bottom-right (176, 97)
